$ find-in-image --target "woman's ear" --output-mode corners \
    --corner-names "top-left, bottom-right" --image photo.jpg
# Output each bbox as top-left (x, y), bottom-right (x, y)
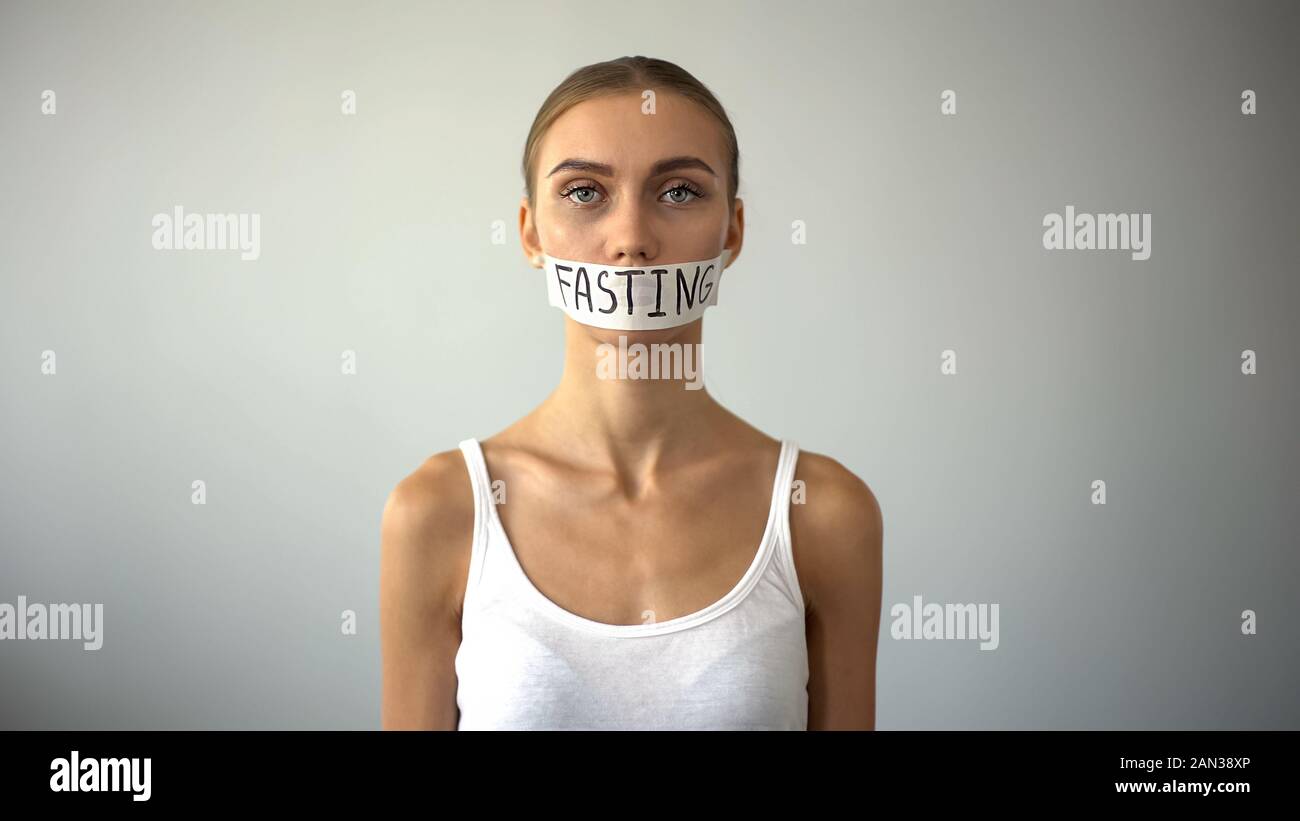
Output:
top-left (519, 195), bottom-right (543, 268)
top-left (723, 196), bottom-right (744, 268)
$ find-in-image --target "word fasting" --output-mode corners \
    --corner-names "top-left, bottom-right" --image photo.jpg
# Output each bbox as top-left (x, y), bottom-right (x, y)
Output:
top-left (552, 261), bottom-right (718, 318)
top-left (1042, 204), bottom-right (1151, 260)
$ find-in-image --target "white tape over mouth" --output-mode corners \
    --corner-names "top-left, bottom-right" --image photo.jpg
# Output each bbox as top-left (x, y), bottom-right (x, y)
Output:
top-left (543, 249), bottom-right (731, 330)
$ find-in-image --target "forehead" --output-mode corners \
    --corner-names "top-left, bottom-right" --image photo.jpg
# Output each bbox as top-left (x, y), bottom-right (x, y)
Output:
top-left (538, 91), bottom-right (726, 175)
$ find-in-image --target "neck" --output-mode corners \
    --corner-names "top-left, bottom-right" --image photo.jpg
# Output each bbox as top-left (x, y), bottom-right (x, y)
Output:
top-left (531, 317), bottom-right (726, 481)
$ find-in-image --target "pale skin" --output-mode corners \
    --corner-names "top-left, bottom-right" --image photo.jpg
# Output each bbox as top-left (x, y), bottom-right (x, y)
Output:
top-left (380, 89), bottom-right (883, 730)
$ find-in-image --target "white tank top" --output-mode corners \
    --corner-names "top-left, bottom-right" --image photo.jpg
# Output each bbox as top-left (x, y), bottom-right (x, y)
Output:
top-left (454, 437), bottom-right (809, 730)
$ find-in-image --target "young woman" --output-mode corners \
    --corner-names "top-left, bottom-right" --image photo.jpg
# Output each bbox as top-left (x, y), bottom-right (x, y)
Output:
top-left (380, 56), bottom-right (883, 730)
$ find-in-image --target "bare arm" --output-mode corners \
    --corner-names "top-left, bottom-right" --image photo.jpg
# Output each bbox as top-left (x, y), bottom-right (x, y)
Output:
top-left (379, 451), bottom-right (474, 730)
top-left (793, 454), bottom-right (884, 730)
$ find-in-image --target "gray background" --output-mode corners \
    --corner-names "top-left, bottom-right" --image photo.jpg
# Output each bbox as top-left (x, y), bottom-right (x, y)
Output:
top-left (1, 0), bottom-right (1296, 729)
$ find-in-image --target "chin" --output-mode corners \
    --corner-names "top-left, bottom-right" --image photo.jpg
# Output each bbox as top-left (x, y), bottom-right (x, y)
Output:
top-left (582, 322), bottom-right (699, 347)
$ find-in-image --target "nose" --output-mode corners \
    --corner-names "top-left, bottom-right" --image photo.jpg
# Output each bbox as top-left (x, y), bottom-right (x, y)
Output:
top-left (603, 196), bottom-right (658, 265)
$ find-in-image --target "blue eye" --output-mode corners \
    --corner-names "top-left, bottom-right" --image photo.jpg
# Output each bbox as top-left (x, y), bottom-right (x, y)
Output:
top-left (662, 183), bottom-right (704, 204)
top-left (559, 183), bottom-right (603, 206)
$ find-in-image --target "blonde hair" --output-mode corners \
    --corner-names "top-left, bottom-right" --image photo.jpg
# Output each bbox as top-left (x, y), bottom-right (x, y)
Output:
top-left (521, 56), bottom-right (740, 211)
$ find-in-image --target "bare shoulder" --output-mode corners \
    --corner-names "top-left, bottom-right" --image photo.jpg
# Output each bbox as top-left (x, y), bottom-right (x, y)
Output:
top-left (790, 448), bottom-right (883, 548)
top-left (789, 447), bottom-right (883, 729)
top-left (788, 448), bottom-right (884, 614)
top-left (379, 447), bottom-right (476, 729)
top-left (379, 447), bottom-right (476, 619)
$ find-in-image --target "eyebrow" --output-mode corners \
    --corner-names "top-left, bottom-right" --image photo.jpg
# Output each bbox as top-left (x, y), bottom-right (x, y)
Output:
top-left (545, 155), bottom-right (717, 179)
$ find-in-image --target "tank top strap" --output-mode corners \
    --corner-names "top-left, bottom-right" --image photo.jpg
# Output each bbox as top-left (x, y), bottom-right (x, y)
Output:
top-left (457, 438), bottom-right (494, 601)
top-left (769, 440), bottom-right (800, 530)
top-left (769, 439), bottom-right (805, 614)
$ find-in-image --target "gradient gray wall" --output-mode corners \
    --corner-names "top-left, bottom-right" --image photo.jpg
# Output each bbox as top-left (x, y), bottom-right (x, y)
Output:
top-left (1, 0), bottom-right (1295, 729)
